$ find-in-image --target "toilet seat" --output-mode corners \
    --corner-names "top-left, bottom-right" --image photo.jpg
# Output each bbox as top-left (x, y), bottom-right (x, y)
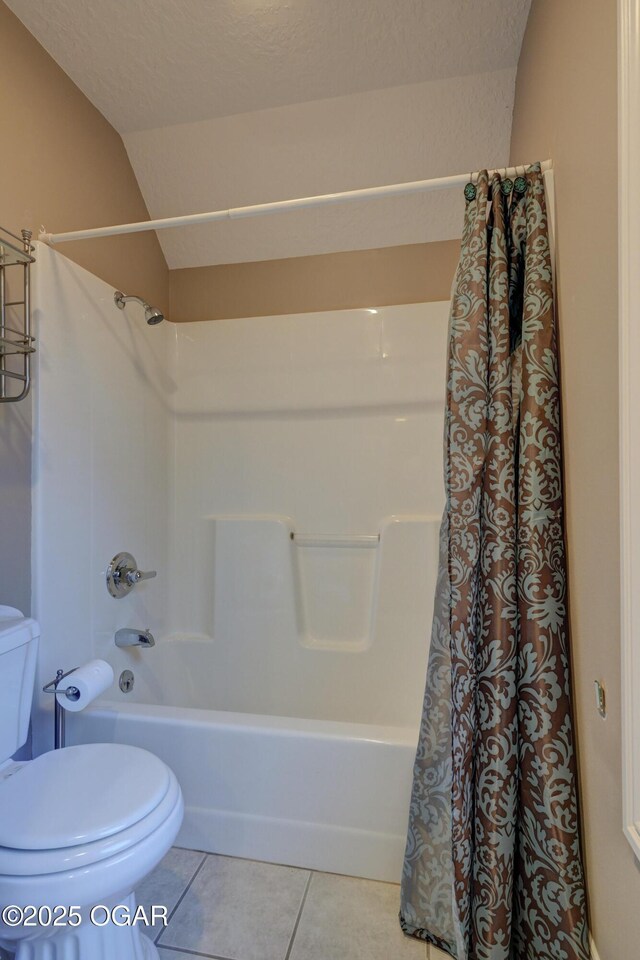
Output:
top-left (0, 743), bottom-right (180, 876)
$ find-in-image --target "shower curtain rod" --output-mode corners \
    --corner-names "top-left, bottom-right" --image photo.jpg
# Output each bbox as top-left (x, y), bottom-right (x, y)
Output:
top-left (39, 160), bottom-right (552, 246)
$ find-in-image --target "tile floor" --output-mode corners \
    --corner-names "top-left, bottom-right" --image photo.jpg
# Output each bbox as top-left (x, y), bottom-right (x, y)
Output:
top-left (136, 847), bottom-right (450, 960)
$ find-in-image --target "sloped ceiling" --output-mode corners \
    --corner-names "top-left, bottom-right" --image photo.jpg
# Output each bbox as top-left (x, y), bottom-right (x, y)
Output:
top-left (7, 0), bottom-right (532, 267)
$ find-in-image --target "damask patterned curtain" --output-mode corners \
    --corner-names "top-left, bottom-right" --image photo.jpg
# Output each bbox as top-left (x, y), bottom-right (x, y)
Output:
top-left (400, 165), bottom-right (590, 960)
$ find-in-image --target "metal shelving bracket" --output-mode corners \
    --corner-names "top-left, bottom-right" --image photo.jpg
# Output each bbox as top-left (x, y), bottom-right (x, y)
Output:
top-left (0, 227), bottom-right (35, 403)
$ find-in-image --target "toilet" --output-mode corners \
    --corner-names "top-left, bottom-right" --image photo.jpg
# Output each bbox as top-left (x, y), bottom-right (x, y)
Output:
top-left (0, 606), bottom-right (184, 959)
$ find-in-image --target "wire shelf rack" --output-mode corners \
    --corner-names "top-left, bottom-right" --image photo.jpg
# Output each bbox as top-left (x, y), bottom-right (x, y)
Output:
top-left (0, 226), bottom-right (35, 403)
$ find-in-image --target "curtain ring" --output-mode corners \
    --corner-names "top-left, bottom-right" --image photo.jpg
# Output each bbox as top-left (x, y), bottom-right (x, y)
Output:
top-left (501, 164), bottom-right (514, 196)
top-left (514, 164), bottom-right (527, 196)
top-left (464, 170), bottom-right (476, 202)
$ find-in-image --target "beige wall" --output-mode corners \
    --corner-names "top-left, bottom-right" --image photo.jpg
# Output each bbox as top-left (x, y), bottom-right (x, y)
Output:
top-left (170, 241), bottom-right (460, 322)
top-left (5, 11), bottom-right (629, 948)
top-left (0, 2), bottom-right (168, 310)
top-left (511, 2), bottom-right (640, 957)
top-left (0, 1), bottom-right (169, 614)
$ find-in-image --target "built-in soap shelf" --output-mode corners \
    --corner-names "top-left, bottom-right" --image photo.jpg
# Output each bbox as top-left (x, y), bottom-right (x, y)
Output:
top-left (209, 514), bottom-right (440, 654)
top-left (291, 525), bottom-right (380, 652)
top-left (290, 532), bottom-right (379, 547)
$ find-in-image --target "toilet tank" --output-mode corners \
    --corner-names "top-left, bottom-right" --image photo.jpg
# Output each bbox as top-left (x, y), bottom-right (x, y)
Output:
top-left (0, 606), bottom-right (39, 764)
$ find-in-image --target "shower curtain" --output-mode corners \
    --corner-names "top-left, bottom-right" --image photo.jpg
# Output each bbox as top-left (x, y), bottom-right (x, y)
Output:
top-left (400, 165), bottom-right (590, 960)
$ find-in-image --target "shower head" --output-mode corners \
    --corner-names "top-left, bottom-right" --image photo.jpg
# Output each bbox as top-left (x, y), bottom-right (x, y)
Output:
top-left (144, 304), bottom-right (165, 325)
top-left (114, 291), bottom-right (165, 325)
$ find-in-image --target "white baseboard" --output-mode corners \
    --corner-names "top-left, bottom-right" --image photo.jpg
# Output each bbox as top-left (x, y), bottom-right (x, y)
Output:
top-left (590, 934), bottom-right (601, 960)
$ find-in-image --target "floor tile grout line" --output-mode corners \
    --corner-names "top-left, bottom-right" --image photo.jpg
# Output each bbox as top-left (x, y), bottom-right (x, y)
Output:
top-left (155, 944), bottom-right (237, 960)
top-left (153, 848), bottom-right (414, 958)
top-left (154, 852), bottom-right (208, 945)
top-left (283, 870), bottom-right (313, 960)
top-left (172, 845), bottom-right (320, 876)
top-left (172, 846), bottom-right (402, 889)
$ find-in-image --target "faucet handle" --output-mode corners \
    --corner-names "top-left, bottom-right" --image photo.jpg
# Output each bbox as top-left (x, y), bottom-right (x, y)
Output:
top-left (126, 568), bottom-right (157, 586)
top-left (106, 552), bottom-right (157, 599)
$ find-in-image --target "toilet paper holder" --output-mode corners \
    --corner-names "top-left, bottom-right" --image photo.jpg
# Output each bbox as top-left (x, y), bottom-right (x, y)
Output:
top-left (42, 666), bottom-right (80, 750)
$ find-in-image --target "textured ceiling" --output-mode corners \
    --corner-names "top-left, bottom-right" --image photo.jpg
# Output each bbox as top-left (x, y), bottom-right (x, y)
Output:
top-left (7, 0), bottom-right (531, 132)
top-left (8, 0), bottom-right (532, 268)
top-left (124, 70), bottom-right (517, 268)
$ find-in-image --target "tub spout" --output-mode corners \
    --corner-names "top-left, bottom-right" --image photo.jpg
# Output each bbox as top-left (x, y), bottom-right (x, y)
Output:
top-left (115, 627), bottom-right (155, 648)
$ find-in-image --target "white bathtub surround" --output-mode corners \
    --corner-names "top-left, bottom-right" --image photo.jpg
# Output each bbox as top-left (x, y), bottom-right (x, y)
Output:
top-left (167, 299), bottom-right (448, 729)
top-left (31, 242), bottom-right (173, 742)
top-left (120, 517), bottom-right (439, 726)
top-left (31, 243), bottom-right (449, 881)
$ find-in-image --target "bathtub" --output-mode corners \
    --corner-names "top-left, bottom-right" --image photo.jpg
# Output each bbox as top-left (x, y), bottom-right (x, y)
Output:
top-left (66, 697), bottom-right (418, 884)
top-left (31, 268), bottom-right (444, 886)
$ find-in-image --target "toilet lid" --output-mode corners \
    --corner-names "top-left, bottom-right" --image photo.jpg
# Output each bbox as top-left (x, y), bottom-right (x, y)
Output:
top-left (0, 743), bottom-right (172, 850)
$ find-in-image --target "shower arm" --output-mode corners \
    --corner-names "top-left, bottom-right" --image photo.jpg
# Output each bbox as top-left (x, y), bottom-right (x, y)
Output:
top-left (113, 290), bottom-right (165, 324)
top-left (114, 291), bottom-right (148, 310)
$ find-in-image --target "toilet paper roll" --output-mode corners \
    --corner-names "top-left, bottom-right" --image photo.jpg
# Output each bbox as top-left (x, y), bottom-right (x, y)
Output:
top-left (56, 659), bottom-right (114, 712)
